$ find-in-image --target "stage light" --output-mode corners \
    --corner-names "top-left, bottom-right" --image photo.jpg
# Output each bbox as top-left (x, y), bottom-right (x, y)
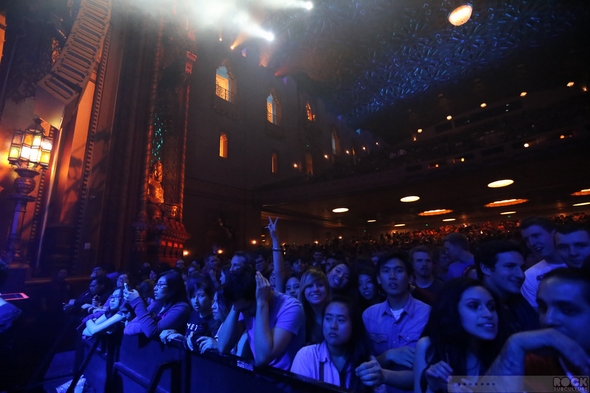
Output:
top-left (264, 32), bottom-right (275, 41)
top-left (304, 1), bottom-right (313, 10)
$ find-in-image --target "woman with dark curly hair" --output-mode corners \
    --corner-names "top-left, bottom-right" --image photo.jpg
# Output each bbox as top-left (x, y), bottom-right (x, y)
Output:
top-left (413, 277), bottom-right (502, 393)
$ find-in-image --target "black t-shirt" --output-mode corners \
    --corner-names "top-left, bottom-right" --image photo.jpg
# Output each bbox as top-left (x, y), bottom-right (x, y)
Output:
top-left (185, 311), bottom-right (220, 338)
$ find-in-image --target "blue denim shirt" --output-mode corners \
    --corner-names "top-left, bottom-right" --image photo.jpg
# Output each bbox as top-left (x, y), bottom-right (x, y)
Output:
top-left (362, 295), bottom-right (431, 393)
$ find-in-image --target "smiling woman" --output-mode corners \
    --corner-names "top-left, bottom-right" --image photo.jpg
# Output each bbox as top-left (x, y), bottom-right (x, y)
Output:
top-left (413, 278), bottom-right (502, 393)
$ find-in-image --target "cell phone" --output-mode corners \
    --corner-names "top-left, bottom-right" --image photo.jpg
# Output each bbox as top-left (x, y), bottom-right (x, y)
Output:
top-left (1, 292), bottom-right (29, 301)
top-left (124, 283), bottom-right (129, 291)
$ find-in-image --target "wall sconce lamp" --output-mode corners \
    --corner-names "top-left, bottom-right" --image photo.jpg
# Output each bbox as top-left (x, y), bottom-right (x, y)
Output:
top-left (5, 119), bottom-right (54, 265)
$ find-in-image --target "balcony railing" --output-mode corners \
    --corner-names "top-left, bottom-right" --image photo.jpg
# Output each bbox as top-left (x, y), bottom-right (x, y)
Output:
top-left (215, 84), bottom-right (235, 103)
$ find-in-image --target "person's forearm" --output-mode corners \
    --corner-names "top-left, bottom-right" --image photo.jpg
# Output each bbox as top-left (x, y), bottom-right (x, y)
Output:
top-left (486, 336), bottom-right (527, 376)
top-left (254, 301), bottom-right (273, 366)
top-left (382, 370), bottom-right (414, 390)
top-left (272, 237), bottom-right (286, 293)
top-left (217, 308), bottom-right (241, 353)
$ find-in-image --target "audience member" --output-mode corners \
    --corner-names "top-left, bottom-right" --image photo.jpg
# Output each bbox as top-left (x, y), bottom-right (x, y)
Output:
top-left (357, 266), bottom-right (382, 311)
top-left (285, 273), bottom-right (301, 299)
top-left (363, 252), bottom-right (430, 392)
top-left (476, 240), bottom-right (539, 338)
top-left (327, 261), bottom-right (353, 297)
top-left (218, 266), bottom-right (305, 370)
top-left (554, 222), bottom-right (590, 268)
top-left (194, 288), bottom-right (230, 354)
top-left (229, 251), bottom-right (255, 272)
top-left (124, 271), bottom-right (191, 338)
top-left (291, 297), bottom-right (381, 390)
top-left (82, 287), bottom-right (130, 337)
top-left (299, 268), bottom-right (331, 345)
top-left (414, 278), bottom-right (502, 393)
top-left (486, 267), bottom-right (590, 387)
top-left (520, 217), bottom-right (566, 309)
top-left (443, 233), bottom-right (475, 279)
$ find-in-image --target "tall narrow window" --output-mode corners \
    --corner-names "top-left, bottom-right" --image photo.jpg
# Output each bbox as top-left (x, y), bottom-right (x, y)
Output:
top-left (331, 132), bottom-right (341, 155)
top-left (271, 153), bottom-right (278, 174)
top-left (305, 102), bottom-right (315, 121)
top-left (216, 65), bottom-right (234, 102)
top-left (219, 132), bottom-right (228, 158)
top-left (305, 153), bottom-right (313, 175)
top-left (267, 93), bottom-right (280, 125)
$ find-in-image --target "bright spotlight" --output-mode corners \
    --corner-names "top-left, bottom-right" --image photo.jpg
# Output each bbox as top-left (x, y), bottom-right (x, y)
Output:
top-left (304, 2), bottom-right (313, 10)
top-left (265, 32), bottom-right (275, 41)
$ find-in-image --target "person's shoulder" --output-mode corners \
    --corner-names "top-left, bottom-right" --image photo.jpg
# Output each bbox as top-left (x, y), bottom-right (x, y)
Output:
top-left (363, 300), bottom-right (385, 318)
top-left (171, 301), bottom-right (191, 313)
top-left (409, 294), bottom-right (431, 311)
top-left (275, 291), bottom-right (302, 309)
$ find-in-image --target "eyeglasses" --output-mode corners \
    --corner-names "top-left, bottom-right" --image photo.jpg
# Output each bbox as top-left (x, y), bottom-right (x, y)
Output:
top-left (154, 282), bottom-right (168, 288)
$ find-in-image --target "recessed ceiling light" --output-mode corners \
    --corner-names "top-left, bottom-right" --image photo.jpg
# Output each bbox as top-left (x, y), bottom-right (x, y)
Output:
top-left (367, 219), bottom-right (377, 223)
top-left (400, 196), bottom-right (420, 203)
top-left (446, 115), bottom-right (453, 121)
top-left (485, 199), bottom-right (528, 208)
top-left (567, 82), bottom-right (575, 87)
top-left (324, 154), bottom-right (329, 159)
top-left (520, 92), bottom-right (527, 97)
top-left (345, 150), bottom-right (350, 154)
top-left (523, 143), bottom-right (530, 148)
top-left (417, 128), bottom-right (423, 133)
top-left (500, 211), bottom-right (516, 215)
top-left (394, 223), bottom-right (406, 227)
top-left (442, 218), bottom-right (456, 222)
top-left (332, 208), bottom-right (349, 213)
top-left (571, 189), bottom-right (590, 197)
top-left (448, 4), bottom-right (473, 26)
top-left (487, 179), bottom-right (514, 188)
top-left (419, 209), bottom-right (453, 216)
top-left (573, 202), bottom-right (590, 207)
top-left (480, 103), bottom-right (487, 108)
top-left (293, 163), bottom-right (298, 168)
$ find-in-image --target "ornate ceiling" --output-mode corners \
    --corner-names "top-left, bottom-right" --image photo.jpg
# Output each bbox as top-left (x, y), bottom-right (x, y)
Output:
top-left (264, 0), bottom-right (590, 142)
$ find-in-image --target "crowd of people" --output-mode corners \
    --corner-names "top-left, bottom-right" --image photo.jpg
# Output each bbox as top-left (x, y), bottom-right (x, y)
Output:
top-left (48, 213), bottom-right (590, 392)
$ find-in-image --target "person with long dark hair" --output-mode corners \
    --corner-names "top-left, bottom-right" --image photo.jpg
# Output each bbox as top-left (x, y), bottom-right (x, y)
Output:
top-left (414, 278), bottom-right (501, 393)
top-left (82, 287), bottom-right (130, 337)
top-left (291, 297), bottom-right (382, 391)
top-left (124, 270), bottom-right (191, 339)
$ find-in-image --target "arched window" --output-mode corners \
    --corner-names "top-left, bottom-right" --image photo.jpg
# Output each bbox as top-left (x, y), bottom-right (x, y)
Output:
top-left (305, 102), bottom-right (315, 121)
top-left (331, 131), bottom-right (341, 155)
top-left (219, 133), bottom-right (228, 158)
top-left (267, 93), bottom-right (281, 125)
top-left (271, 152), bottom-right (278, 173)
top-left (216, 65), bottom-right (234, 102)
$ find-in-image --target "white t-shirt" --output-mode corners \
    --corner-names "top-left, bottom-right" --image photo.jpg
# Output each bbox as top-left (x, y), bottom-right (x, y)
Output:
top-left (521, 259), bottom-right (567, 309)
